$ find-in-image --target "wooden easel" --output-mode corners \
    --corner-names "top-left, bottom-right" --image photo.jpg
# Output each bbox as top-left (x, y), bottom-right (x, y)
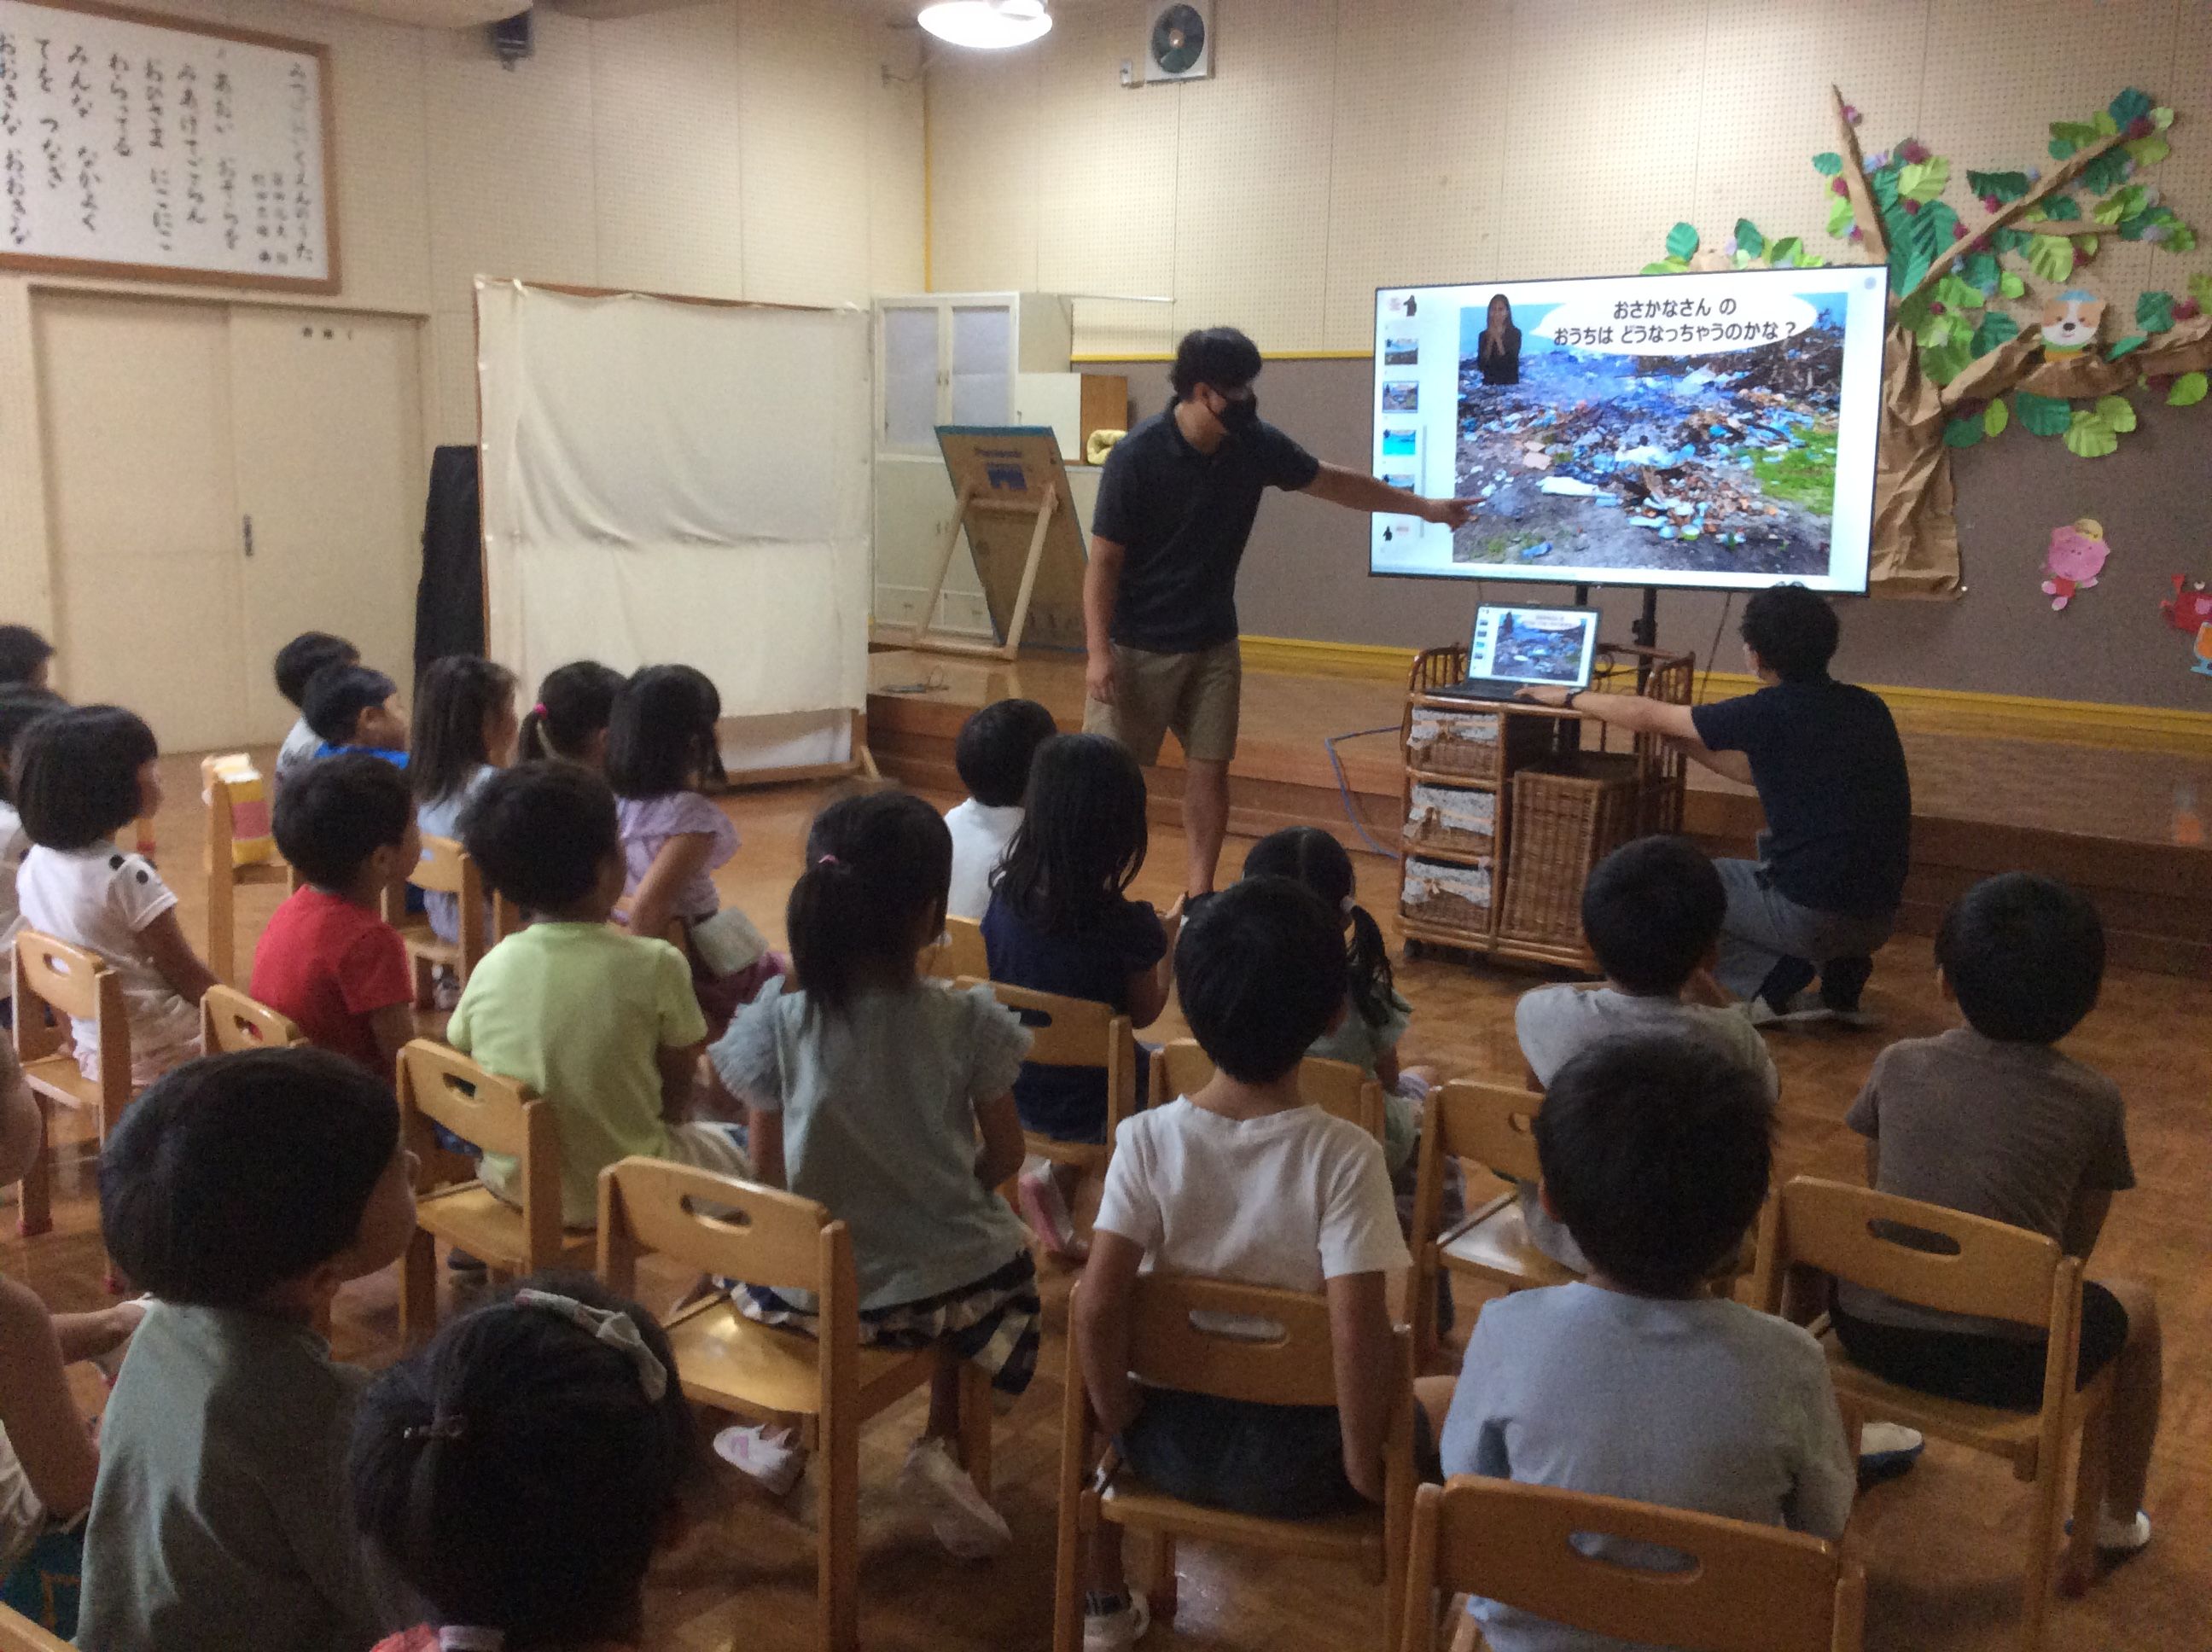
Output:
top-left (908, 427), bottom-right (1088, 661)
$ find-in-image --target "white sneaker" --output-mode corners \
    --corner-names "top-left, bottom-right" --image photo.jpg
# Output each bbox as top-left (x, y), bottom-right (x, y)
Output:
top-left (2095, 1508), bottom-right (2152, 1553)
top-left (714, 1422), bottom-right (807, 1498)
top-left (1018, 1165), bottom-right (1085, 1259)
top-left (1740, 992), bottom-right (1834, 1030)
top-left (1856, 1422), bottom-right (1924, 1473)
top-left (1084, 1591), bottom-right (1152, 1652)
top-left (899, 1436), bottom-right (1011, 1560)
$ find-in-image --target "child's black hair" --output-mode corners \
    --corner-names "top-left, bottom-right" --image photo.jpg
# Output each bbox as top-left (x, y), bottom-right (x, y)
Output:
top-left (954, 698), bottom-right (1058, 809)
top-left (459, 760), bottom-right (620, 916)
top-left (1936, 872), bottom-right (2104, 1044)
top-left (100, 1046), bottom-right (399, 1306)
top-left (1579, 836), bottom-right (1726, 996)
top-left (272, 631), bottom-right (360, 708)
top-left (993, 733), bottom-right (1148, 934)
top-left (1242, 826), bottom-right (1394, 1028)
top-left (0, 625), bottom-right (55, 687)
top-left (350, 1272), bottom-right (695, 1650)
top-left (274, 752), bottom-right (415, 892)
top-left (787, 789), bottom-right (951, 1018)
top-left (1738, 585), bottom-right (1840, 683)
top-left (410, 654), bottom-right (518, 806)
top-left (1176, 876), bottom-right (1345, 1084)
top-left (0, 689), bottom-right (66, 806)
top-left (606, 665), bottom-right (721, 799)
top-left (1535, 1033), bottom-right (1773, 1297)
top-left (13, 704), bottom-right (156, 851)
top-left (519, 661), bottom-right (626, 764)
top-left (302, 664), bottom-right (399, 745)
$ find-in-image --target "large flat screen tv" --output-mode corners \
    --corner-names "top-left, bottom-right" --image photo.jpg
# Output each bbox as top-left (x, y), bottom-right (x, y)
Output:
top-left (1369, 265), bottom-right (1889, 594)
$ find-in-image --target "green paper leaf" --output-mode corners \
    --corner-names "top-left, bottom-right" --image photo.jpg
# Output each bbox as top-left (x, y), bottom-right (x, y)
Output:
top-left (2050, 119), bottom-right (2099, 148)
top-left (2124, 135), bottom-right (2169, 169)
top-left (1898, 158), bottom-right (1951, 202)
top-left (2189, 273), bottom-right (2212, 309)
top-left (2108, 88), bottom-right (2152, 127)
top-left (2105, 333), bottom-right (2148, 360)
top-left (1993, 227), bottom-right (2030, 256)
top-left (1795, 244), bottom-right (1824, 268)
top-left (2096, 393), bottom-right (2138, 432)
top-left (1767, 236), bottom-right (1802, 268)
top-left (2165, 224), bottom-right (2197, 253)
top-left (2043, 195), bottom-right (2081, 221)
top-left (1942, 414), bottom-right (1985, 448)
top-left (2064, 410), bottom-right (2119, 457)
top-left (1984, 398), bottom-right (2010, 437)
top-left (2080, 148), bottom-right (2131, 195)
top-left (1966, 170), bottom-right (2031, 204)
top-left (2014, 391), bottom-right (2073, 436)
top-left (1665, 222), bottom-right (1700, 259)
top-left (1920, 314), bottom-right (1953, 348)
top-left (1934, 274), bottom-right (1985, 311)
top-left (2168, 370), bottom-right (2208, 407)
top-left (2093, 110), bottom-right (2120, 137)
top-left (2093, 184), bottom-right (2146, 224)
top-left (1640, 259), bottom-right (1689, 276)
top-left (1972, 311), bottom-right (2021, 355)
top-left (2078, 233), bottom-right (2100, 258)
top-left (1999, 270), bottom-right (2026, 299)
top-left (2049, 137), bottom-right (2077, 161)
top-left (2153, 107), bottom-right (2175, 131)
top-left (1813, 152), bottom-right (1843, 177)
top-left (2027, 235), bottom-right (2075, 283)
top-left (1734, 218), bottom-right (1766, 259)
top-left (1921, 336), bottom-right (1974, 384)
top-left (1826, 195), bottom-right (1854, 238)
top-left (1961, 251), bottom-right (2000, 291)
top-left (2135, 290), bottom-right (2174, 333)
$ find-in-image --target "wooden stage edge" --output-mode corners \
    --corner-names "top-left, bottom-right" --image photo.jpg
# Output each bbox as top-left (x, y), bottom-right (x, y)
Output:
top-left (865, 645), bottom-right (2212, 980)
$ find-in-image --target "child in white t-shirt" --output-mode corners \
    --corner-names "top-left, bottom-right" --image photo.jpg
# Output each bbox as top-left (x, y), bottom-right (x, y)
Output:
top-left (0, 689), bottom-right (65, 1026)
top-left (270, 632), bottom-right (359, 795)
top-left (14, 707), bottom-right (215, 1085)
top-left (1076, 876), bottom-right (1412, 1652)
top-left (943, 697), bottom-right (1057, 922)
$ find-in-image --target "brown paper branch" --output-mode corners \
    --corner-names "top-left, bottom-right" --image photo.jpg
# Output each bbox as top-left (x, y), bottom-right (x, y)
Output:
top-left (1831, 85), bottom-right (1889, 262)
top-left (1894, 125), bottom-right (2131, 312)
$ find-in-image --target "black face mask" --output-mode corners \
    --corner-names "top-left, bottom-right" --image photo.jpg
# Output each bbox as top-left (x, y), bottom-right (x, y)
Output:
top-left (1214, 391), bottom-right (1260, 432)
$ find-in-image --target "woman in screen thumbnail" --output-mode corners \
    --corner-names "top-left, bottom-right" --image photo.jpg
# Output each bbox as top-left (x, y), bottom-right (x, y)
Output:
top-left (1476, 294), bottom-right (1521, 387)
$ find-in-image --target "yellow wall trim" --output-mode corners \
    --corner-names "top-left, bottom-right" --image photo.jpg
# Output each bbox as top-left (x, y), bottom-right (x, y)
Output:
top-left (1238, 634), bottom-right (2212, 755)
top-left (1071, 348), bottom-right (1377, 364)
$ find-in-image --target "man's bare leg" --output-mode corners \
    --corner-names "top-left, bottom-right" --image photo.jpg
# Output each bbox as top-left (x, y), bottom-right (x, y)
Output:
top-left (1183, 758), bottom-right (1231, 896)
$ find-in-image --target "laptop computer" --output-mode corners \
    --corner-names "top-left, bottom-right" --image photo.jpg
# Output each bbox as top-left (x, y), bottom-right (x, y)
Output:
top-left (1428, 603), bottom-right (1602, 702)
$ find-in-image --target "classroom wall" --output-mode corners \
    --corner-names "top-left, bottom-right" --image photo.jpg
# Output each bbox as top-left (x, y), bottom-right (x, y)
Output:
top-left (0, 0), bottom-right (926, 637)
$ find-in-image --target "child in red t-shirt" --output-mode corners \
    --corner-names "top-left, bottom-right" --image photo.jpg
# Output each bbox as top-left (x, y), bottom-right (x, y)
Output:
top-left (252, 753), bottom-right (419, 1077)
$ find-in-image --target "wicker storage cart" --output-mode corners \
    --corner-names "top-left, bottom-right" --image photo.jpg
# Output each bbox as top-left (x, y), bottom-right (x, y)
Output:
top-left (1398, 642), bottom-right (1691, 972)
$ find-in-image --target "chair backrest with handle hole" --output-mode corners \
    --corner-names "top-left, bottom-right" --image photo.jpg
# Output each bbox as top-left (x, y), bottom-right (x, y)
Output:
top-left (959, 978), bottom-right (1138, 1133)
top-left (1121, 1273), bottom-right (1392, 1410)
top-left (199, 985), bottom-right (306, 1055)
top-left (396, 1038), bottom-right (564, 1270)
top-left (920, 916), bottom-right (989, 982)
top-left (596, 1155), bottom-right (835, 1306)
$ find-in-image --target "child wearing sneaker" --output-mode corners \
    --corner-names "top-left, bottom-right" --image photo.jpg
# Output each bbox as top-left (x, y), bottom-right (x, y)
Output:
top-left (707, 790), bottom-right (1039, 1558)
top-left (1832, 872), bottom-right (2162, 1555)
top-left (1075, 877), bottom-right (1412, 1651)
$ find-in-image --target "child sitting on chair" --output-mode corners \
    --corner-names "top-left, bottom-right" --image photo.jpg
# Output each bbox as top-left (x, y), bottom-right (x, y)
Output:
top-left (0, 688), bottom-right (65, 1030)
top-left (0, 626), bottom-right (54, 692)
top-left (349, 1276), bottom-right (694, 1652)
top-left (518, 660), bottom-right (626, 769)
top-left (1513, 835), bottom-right (1777, 1272)
top-left (708, 790), bottom-right (1036, 1558)
top-left (1075, 876), bottom-right (1412, 1652)
top-left (78, 1046), bottom-right (420, 1651)
top-left (304, 664), bottom-right (410, 769)
top-left (450, 761), bottom-right (750, 1231)
top-left (410, 654), bottom-right (519, 948)
top-left (14, 706), bottom-right (216, 1085)
top-left (1439, 1033), bottom-right (1853, 1652)
top-left (945, 696), bottom-right (1057, 922)
top-left (253, 753), bottom-right (420, 1079)
top-left (1832, 873), bottom-right (2162, 1556)
top-left (272, 632), bottom-right (360, 794)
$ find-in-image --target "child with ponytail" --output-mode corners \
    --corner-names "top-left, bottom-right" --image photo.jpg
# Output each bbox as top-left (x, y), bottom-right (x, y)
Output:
top-left (706, 790), bottom-right (1038, 1557)
top-left (517, 661), bottom-right (626, 769)
top-left (411, 654), bottom-right (520, 947)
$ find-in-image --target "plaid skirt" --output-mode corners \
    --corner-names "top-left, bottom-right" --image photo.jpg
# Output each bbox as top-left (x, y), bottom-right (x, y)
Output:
top-left (736, 1248), bottom-right (1041, 1399)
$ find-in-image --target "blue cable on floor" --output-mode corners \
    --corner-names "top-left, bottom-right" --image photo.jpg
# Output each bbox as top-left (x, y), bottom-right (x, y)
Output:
top-left (1324, 724), bottom-right (1405, 861)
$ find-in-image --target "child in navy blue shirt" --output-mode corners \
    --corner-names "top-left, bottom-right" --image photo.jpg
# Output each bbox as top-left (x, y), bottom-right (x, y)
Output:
top-left (303, 665), bottom-right (410, 770)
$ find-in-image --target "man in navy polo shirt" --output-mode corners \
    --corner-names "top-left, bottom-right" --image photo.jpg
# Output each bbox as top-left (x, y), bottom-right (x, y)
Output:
top-left (1520, 585), bottom-right (1911, 1026)
top-left (1085, 327), bottom-right (1471, 898)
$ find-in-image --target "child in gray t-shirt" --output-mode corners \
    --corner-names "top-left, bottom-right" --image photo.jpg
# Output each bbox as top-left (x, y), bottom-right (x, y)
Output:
top-left (1512, 837), bottom-right (1777, 1271)
top-left (1441, 1033), bottom-right (1851, 1652)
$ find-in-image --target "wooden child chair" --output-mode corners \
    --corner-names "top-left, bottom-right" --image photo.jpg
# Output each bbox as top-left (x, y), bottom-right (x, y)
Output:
top-left (395, 835), bottom-right (515, 1009)
top-left (395, 1038), bottom-right (592, 1345)
top-left (1052, 1274), bottom-right (1418, 1652)
top-left (1397, 1477), bottom-right (1864, 1652)
top-left (201, 754), bottom-right (297, 985)
top-left (919, 916), bottom-right (988, 982)
top-left (1155, 1039), bottom-right (1387, 1142)
top-left (597, 1156), bottom-right (992, 1652)
top-left (0, 1603), bottom-right (74, 1652)
top-left (10, 931), bottom-right (133, 1241)
top-left (1754, 1176), bottom-right (2115, 1652)
top-left (958, 978), bottom-right (1139, 1224)
top-left (199, 984), bottom-right (306, 1054)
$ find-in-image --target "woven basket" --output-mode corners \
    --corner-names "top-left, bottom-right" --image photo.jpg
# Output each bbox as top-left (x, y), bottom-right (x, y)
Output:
top-left (1401, 855), bottom-right (1493, 936)
top-left (1406, 707), bottom-right (1502, 780)
top-left (1406, 782), bottom-right (1497, 858)
top-left (1499, 756), bottom-right (1640, 951)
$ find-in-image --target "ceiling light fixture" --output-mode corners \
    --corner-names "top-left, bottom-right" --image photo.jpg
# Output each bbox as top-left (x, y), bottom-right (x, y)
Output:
top-left (917, 0), bottom-right (1051, 50)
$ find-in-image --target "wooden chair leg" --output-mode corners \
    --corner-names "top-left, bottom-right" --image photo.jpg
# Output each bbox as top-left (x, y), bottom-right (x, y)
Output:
top-left (1141, 1529), bottom-right (1178, 1621)
top-left (1052, 1488), bottom-right (1090, 1652)
top-left (399, 1230), bottom-right (437, 1348)
top-left (821, 1410), bottom-right (860, 1652)
top-left (955, 1355), bottom-right (993, 1498)
top-left (2062, 1405), bottom-right (2110, 1596)
top-left (2019, 1443), bottom-right (2064, 1652)
top-left (15, 1096), bottom-right (50, 1238)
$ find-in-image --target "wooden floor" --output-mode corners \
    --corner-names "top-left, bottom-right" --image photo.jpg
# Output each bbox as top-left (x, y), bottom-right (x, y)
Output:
top-left (14, 749), bottom-right (2209, 1652)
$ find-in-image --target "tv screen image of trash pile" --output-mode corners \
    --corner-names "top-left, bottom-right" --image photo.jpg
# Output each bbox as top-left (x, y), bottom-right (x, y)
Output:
top-left (1369, 266), bottom-right (1889, 594)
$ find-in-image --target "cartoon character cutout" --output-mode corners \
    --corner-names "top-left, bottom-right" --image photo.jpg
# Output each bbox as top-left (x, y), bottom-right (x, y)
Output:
top-left (2161, 573), bottom-right (2212, 631)
top-left (2040, 290), bottom-right (2106, 360)
top-left (2041, 518), bottom-right (2109, 610)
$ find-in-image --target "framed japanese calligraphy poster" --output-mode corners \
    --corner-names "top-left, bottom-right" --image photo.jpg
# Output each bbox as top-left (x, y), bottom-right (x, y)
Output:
top-left (0, 0), bottom-right (336, 294)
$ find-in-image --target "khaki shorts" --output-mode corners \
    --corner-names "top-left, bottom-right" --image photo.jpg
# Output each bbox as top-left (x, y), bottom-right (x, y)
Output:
top-left (1085, 639), bottom-right (1242, 765)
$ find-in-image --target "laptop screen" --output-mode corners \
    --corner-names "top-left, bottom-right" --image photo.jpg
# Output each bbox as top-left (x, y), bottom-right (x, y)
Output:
top-left (1467, 604), bottom-right (1602, 689)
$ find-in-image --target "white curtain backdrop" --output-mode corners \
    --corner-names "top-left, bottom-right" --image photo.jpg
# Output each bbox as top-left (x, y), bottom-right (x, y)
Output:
top-left (477, 282), bottom-right (871, 766)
